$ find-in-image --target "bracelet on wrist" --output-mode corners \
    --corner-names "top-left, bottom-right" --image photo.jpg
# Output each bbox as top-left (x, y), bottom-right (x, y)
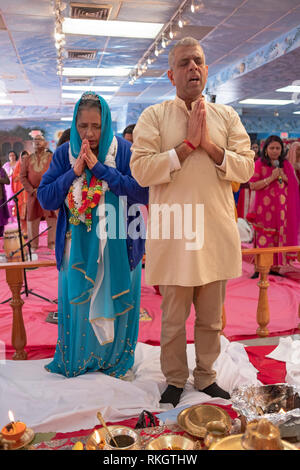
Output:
top-left (183, 139), bottom-right (196, 151)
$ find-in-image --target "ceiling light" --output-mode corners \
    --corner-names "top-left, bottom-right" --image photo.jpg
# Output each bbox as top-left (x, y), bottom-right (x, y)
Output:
top-left (293, 111), bottom-right (300, 114)
top-left (169, 27), bottom-right (174, 39)
top-left (239, 99), bottom-right (294, 105)
top-left (191, 0), bottom-right (195, 13)
top-left (276, 86), bottom-right (300, 93)
top-left (62, 67), bottom-right (130, 77)
top-left (60, 117), bottom-right (73, 121)
top-left (0, 99), bottom-right (13, 105)
top-left (62, 18), bottom-right (163, 39)
top-left (62, 93), bottom-right (113, 100)
top-left (178, 17), bottom-right (183, 28)
top-left (62, 85), bottom-right (119, 92)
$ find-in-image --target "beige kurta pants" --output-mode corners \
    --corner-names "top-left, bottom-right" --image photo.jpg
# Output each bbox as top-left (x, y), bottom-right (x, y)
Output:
top-left (27, 216), bottom-right (57, 250)
top-left (159, 280), bottom-right (227, 390)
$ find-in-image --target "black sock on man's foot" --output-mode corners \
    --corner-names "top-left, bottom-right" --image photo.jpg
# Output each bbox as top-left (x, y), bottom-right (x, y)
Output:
top-left (199, 382), bottom-right (230, 400)
top-left (160, 385), bottom-right (183, 407)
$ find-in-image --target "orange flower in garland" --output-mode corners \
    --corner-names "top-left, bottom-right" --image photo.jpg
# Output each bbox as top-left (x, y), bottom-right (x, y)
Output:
top-left (68, 175), bottom-right (103, 231)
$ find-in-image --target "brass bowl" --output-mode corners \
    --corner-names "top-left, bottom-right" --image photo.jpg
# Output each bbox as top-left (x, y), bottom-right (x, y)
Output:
top-left (177, 404), bottom-right (232, 438)
top-left (145, 434), bottom-right (195, 450)
top-left (209, 434), bottom-right (298, 450)
top-left (104, 426), bottom-right (140, 450)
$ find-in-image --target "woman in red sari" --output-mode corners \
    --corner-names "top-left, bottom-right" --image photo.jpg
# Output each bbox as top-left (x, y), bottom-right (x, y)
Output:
top-left (248, 135), bottom-right (300, 278)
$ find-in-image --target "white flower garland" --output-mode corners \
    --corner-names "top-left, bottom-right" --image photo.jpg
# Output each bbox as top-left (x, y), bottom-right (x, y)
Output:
top-left (68, 136), bottom-right (118, 224)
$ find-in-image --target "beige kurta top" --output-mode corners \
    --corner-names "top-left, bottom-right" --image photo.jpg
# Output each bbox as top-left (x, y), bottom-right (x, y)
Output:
top-left (20, 150), bottom-right (56, 221)
top-left (130, 96), bottom-right (255, 286)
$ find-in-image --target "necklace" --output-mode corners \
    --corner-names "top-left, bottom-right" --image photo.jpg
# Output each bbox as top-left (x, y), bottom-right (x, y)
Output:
top-left (68, 175), bottom-right (103, 231)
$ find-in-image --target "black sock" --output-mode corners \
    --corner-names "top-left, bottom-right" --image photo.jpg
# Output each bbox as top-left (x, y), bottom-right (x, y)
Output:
top-left (200, 382), bottom-right (230, 400)
top-left (160, 385), bottom-right (183, 407)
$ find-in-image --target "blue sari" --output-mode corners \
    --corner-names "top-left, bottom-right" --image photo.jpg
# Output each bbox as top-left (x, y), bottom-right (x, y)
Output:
top-left (46, 93), bottom-right (141, 377)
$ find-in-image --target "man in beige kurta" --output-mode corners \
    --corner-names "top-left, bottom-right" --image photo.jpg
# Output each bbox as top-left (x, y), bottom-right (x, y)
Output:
top-left (130, 37), bottom-right (254, 407)
top-left (20, 135), bottom-right (57, 251)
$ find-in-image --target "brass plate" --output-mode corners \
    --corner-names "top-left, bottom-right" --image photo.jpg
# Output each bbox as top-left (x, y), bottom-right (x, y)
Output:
top-left (3, 428), bottom-right (35, 450)
top-left (177, 405), bottom-right (232, 438)
top-left (86, 425), bottom-right (129, 450)
top-left (209, 434), bottom-right (299, 450)
top-left (145, 434), bottom-right (195, 450)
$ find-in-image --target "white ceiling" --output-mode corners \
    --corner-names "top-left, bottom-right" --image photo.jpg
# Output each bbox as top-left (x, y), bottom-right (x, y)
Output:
top-left (0, 0), bottom-right (300, 123)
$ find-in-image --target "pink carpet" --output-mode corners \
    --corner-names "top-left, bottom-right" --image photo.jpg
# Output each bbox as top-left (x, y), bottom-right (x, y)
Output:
top-left (1, 224), bottom-right (300, 360)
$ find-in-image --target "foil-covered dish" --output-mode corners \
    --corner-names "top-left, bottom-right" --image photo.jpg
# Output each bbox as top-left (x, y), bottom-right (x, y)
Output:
top-left (231, 383), bottom-right (300, 426)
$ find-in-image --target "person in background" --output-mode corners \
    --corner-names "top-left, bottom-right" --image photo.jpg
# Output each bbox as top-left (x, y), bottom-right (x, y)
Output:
top-left (0, 162), bottom-right (10, 237)
top-left (57, 128), bottom-right (70, 148)
top-left (122, 124), bottom-right (136, 143)
top-left (20, 135), bottom-right (57, 251)
top-left (37, 92), bottom-right (148, 378)
top-left (248, 135), bottom-right (300, 278)
top-left (130, 37), bottom-right (254, 407)
top-left (287, 141), bottom-right (300, 185)
top-left (237, 142), bottom-right (260, 219)
top-left (251, 141), bottom-right (261, 161)
top-left (3, 150), bottom-right (18, 222)
top-left (11, 150), bottom-right (29, 237)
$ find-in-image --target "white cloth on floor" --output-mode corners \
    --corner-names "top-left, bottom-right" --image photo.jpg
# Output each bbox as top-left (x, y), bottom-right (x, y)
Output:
top-left (0, 337), bottom-right (259, 432)
top-left (266, 336), bottom-right (300, 386)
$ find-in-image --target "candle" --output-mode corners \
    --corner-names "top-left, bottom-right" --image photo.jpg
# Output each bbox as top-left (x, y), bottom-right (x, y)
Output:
top-left (1, 410), bottom-right (26, 442)
top-left (94, 429), bottom-right (105, 450)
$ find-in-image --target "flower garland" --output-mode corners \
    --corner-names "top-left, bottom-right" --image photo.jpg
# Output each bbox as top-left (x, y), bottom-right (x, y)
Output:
top-left (68, 175), bottom-right (103, 231)
top-left (67, 136), bottom-right (117, 231)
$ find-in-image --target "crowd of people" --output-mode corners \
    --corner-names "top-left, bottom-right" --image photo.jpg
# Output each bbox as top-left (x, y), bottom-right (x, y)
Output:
top-left (0, 36), bottom-right (299, 407)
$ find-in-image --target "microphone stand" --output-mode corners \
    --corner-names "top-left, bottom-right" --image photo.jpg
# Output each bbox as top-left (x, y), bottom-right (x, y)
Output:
top-left (1, 191), bottom-right (57, 305)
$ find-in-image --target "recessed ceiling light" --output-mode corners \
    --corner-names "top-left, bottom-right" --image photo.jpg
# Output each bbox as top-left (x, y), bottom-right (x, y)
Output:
top-left (62, 18), bottom-right (163, 39)
top-left (62, 67), bottom-right (130, 77)
top-left (239, 99), bottom-right (294, 105)
top-left (62, 85), bottom-right (119, 92)
top-left (276, 86), bottom-right (300, 93)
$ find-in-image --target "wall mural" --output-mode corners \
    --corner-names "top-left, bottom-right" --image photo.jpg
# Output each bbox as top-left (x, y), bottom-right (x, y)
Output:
top-left (206, 24), bottom-right (300, 93)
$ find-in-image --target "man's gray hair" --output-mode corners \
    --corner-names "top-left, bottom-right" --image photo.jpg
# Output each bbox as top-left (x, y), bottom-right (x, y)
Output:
top-left (168, 37), bottom-right (204, 69)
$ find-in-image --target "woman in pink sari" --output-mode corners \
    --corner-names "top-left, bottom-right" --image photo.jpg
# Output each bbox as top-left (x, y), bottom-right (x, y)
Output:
top-left (248, 135), bottom-right (300, 278)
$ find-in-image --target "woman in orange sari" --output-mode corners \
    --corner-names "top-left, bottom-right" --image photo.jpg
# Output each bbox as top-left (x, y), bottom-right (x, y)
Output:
top-left (11, 150), bottom-right (29, 236)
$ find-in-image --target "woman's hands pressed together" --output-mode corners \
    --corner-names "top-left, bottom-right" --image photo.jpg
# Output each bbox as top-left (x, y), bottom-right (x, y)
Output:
top-left (73, 139), bottom-right (98, 176)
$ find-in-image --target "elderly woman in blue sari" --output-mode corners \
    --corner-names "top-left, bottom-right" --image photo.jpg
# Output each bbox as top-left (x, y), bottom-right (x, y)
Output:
top-left (38, 92), bottom-right (148, 378)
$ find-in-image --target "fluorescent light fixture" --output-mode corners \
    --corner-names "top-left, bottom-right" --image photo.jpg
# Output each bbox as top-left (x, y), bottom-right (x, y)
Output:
top-left (293, 111), bottom-right (300, 114)
top-left (60, 117), bottom-right (73, 121)
top-left (62, 85), bottom-right (119, 92)
top-left (276, 86), bottom-right (300, 93)
top-left (62, 93), bottom-right (113, 100)
top-left (62, 18), bottom-right (163, 39)
top-left (0, 99), bottom-right (13, 105)
top-left (62, 67), bottom-right (129, 77)
top-left (239, 99), bottom-right (294, 105)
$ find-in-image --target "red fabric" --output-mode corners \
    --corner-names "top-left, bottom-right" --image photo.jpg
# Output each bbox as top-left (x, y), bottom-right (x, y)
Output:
top-left (245, 345), bottom-right (286, 385)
